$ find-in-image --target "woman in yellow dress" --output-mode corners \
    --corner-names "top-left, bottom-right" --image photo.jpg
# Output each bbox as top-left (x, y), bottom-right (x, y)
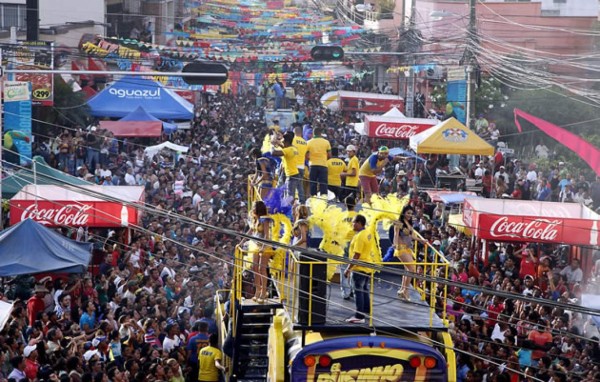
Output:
top-left (249, 201), bottom-right (273, 303)
top-left (393, 205), bottom-right (426, 301)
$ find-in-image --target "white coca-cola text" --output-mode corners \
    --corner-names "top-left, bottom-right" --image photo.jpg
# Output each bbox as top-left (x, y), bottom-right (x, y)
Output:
top-left (489, 216), bottom-right (560, 241)
top-left (373, 123), bottom-right (420, 139)
top-left (21, 204), bottom-right (92, 226)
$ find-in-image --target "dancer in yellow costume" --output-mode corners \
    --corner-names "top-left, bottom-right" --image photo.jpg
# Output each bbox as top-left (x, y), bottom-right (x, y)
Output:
top-left (392, 204), bottom-right (426, 301)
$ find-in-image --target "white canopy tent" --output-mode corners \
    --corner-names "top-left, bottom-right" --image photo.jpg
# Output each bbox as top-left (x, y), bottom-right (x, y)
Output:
top-left (144, 141), bottom-right (190, 159)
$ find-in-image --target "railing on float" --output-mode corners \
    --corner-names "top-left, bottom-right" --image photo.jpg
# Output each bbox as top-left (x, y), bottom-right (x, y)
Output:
top-left (232, 240), bottom-right (450, 328)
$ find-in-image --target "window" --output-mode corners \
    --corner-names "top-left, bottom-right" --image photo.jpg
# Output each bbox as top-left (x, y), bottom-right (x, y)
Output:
top-left (0, 4), bottom-right (26, 30)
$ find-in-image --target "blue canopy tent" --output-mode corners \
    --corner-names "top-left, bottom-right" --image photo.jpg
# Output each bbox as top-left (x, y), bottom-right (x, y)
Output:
top-left (0, 219), bottom-right (92, 276)
top-left (87, 76), bottom-right (194, 120)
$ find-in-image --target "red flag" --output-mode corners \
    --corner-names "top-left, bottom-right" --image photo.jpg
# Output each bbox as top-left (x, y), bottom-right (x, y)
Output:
top-left (514, 108), bottom-right (600, 176)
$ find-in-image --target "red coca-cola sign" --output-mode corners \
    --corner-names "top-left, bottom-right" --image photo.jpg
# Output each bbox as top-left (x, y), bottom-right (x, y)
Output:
top-left (472, 213), bottom-right (595, 246)
top-left (489, 216), bottom-right (560, 241)
top-left (373, 123), bottom-right (420, 139)
top-left (20, 204), bottom-right (92, 226)
top-left (10, 200), bottom-right (138, 227)
top-left (366, 119), bottom-right (436, 140)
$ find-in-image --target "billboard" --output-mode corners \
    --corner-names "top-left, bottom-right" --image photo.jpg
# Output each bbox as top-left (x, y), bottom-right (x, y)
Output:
top-left (9, 41), bottom-right (54, 106)
top-left (3, 81), bottom-right (32, 166)
top-left (446, 67), bottom-right (466, 124)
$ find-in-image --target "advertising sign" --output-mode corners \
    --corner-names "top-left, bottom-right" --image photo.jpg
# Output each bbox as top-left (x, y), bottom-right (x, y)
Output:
top-left (446, 67), bottom-right (466, 124)
top-left (364, 117), bottom-right (437, 140)
top-left (3, 81), bottom-right (32, 166)
top-left (10, 200), bottom-right (140, 228)
top-left (9, 41), bottom-right (54, 106)
top-left (340, 95), bottom-right (404, 114)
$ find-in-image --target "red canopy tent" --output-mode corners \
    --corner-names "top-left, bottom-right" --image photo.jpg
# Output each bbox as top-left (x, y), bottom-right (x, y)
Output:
top-left (10, 185), bottom-right (145, 228)
top-left (362, 108), bottom-right (438, 140)
top-left (99, 121), bottom-right (162, 137)
top-left (463, 198), bottom-right (600, 275)
top-left (462, 198), bottom-right (599, 246)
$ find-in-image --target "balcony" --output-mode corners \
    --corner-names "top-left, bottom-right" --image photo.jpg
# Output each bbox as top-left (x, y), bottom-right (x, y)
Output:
top-left (336, 0), bottom-right (396, 32)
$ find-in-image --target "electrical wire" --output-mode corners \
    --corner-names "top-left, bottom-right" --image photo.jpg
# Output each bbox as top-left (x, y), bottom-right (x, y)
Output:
top-left (0, 159), bottom-right (567, 380)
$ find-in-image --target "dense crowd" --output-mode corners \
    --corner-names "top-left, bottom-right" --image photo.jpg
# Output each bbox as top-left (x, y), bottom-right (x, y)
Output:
top-left (0, 77), bottom-right (599, 382)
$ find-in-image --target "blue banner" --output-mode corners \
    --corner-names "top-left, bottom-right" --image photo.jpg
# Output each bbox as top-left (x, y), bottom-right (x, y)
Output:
top-left (3, 83), bottom-right (32, 166)
top-left (446, 79), bottom-right (467, 125)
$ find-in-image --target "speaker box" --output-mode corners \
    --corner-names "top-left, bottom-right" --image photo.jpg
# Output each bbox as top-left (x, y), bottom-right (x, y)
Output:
top-left (298, 252), bottom-right (328, 325)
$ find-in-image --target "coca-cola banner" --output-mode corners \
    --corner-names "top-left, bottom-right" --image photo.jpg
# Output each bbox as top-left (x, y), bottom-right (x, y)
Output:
top-left (10, 200), bottom-right (139, 228)
top-left (462, 198), bottom-right (600, 246)
top-left (365, 118), bottom-right (437, 140)
top-left (474, 214), bottom-right (595, 246)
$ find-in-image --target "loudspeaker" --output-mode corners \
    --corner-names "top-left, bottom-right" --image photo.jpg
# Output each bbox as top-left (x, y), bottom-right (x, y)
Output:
top-left (298, 252), bottom-right (328, 325)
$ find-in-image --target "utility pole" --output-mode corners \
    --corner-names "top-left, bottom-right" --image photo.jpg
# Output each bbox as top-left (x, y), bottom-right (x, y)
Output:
top-left (404, 0), bottom-right (418, 117)
top-left (26, 0), bottom-right (40, 41)
top-left (464, 0), bottom-right (478, 130)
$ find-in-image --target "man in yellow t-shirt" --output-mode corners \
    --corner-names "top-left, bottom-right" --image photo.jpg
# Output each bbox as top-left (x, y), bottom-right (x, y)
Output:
top-left (198, 334), bottom-right (225, 382)
top-left (293, 124), bottom-right (309, 200)
top-left (341, 144), bottom-right (359, 201)
top-left (327, 147), bottom-right (346, 202)
top-left (343, 214), bottom-right (374, 324)
top-left (359, 146), bottom-right (399, 202)
top-left (306, 127), bottom-right (331, 197)
top-left (272, 131), bottom-right (305, 203)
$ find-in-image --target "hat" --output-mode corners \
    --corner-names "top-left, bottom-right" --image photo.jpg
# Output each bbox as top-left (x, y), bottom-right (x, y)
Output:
top-left (83, 349), bottom-right (99, 361)
top-left (92, 336), bottom-right (106, 348)
top-left (196, 226), bottom-right (204, 232)
top-left (397, 170), bottom-right (406, 176)
top-left (34, 284), bottom-right (49, 294)
top-left (90, 126), bottom-right (97, 132)
top-left (432, 240), bottom-right (441, 246)
top-left (378, 146), bottom-right (389, 153)
top-left (559, 161), bottom-right (565, 166)
top-left (346, 145), bottom-right (357, 152)
top-left (212, 185), bottom-right (219, 190)
top-left (23, 345), bottom-right (37, 357)
top-left (39, 276), bottom-right (52, 284)
top-left (499, 165), bottom-right (505, 169)
top-left (524, 275), bottom-right (534, 281)
top-left (83, 341), bottom-right (93, 351)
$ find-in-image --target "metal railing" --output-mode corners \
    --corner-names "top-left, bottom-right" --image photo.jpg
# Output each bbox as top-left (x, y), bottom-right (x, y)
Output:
top-left (232, 238), bottom-right (450, 328)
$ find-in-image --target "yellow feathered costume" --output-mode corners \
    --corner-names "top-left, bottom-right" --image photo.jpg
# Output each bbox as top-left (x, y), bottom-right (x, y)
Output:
top-left (360, 194), bottom-right (409, 263)
top-left (306, 195), bottom-right (407, 280)
top-left (306, 197), bottom-right (351, 280)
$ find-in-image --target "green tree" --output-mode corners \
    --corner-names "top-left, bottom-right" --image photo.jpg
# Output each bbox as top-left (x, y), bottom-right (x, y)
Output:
top-left (37, 75), bottom-right (91, 136)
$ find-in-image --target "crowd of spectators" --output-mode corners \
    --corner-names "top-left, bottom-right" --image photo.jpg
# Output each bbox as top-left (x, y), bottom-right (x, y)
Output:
top-left (1, 76), bottom-right (599, 382)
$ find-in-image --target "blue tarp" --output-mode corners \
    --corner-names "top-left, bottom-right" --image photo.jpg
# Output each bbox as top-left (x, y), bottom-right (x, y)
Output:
top-left (439, 193), bottom-right (482, 204)
top-left (87, 76), bottom-right (194, 120)
top-left (0, 219), bottom-right (92, 276)
top-left (119, 106), bottom-right (178, 134)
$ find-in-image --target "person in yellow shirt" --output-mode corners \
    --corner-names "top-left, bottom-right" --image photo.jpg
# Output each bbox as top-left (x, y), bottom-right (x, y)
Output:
top-left (272, 131), bottom-right (305, 203)
top-left (344, 214), bottom-right (374, 324)
top-left (341, 144), bottom-right (359, 201)
top-left (293, 124), bottom-right (309, 200)
top-left (327, 147), bottom-right (346, 202)
top-left (358, 146), bottom-right (400, 202)
top-left (306, 127), bottom-right (331, 197)
top-left (198, 333), bottom-right (226, 382)
top-left (340, 195), bottom-right (357, 300)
